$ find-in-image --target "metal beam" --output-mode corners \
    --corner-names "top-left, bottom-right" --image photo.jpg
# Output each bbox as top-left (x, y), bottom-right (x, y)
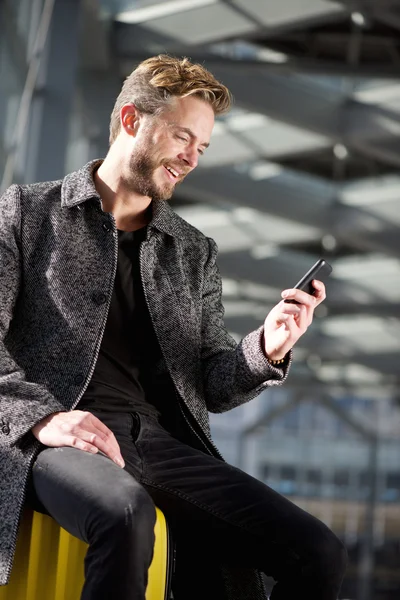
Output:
top-left (112, 0), bottom-right (346, 48)
top-left (117, 52), bottom-right (400, 80)
top-left (117, 50), bottom-right (400, 79)
top-left (336, 0), bottom-right (400, 11)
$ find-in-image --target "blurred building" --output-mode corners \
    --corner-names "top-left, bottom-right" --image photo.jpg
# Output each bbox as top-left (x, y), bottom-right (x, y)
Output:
top-left (211, 388), bottom-right (400, 599)
top-left (1, 1), bottom-right (400, 599)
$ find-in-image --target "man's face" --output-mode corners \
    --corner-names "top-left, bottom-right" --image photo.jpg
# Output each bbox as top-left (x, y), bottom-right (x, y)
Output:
top-left (126, 95), bottom-right (214, 201)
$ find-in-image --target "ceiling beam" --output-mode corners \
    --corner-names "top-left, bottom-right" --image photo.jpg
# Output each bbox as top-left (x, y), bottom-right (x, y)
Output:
top-left (205, 66), bottom-right (400, 169)
top-left (118, 52), bottom-right (400, 79)
top-left (117, 46), bottom-right (400, 161)
top-left (112, 1), bottom-right (347, 50)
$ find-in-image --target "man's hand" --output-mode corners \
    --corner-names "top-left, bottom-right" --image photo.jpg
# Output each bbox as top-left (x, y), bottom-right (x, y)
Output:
top-left (31, 410), bottom-right (125, 468)
top-left (263, 279), bottom-right (326, 361)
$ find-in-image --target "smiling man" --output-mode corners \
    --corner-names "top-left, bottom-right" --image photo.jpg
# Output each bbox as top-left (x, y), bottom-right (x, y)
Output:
top-left (0, 55), bottom-right (347, 600)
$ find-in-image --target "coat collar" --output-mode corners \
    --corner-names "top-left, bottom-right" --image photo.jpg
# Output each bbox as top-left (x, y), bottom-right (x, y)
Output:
top-left (61, 159), bottom-right (103, 208)
top-left (61, 159), bottom-right (185, 239)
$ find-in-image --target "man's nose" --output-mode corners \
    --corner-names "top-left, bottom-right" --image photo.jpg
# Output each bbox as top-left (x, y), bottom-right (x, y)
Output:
top-left (179, 146), bottom-right (198, 170)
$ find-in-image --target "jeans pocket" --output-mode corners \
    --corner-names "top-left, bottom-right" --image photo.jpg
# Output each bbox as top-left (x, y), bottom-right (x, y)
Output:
top-left (131, 412), bottom-right (141, 442)
top-left (131, 412), bottom-right (149, 445)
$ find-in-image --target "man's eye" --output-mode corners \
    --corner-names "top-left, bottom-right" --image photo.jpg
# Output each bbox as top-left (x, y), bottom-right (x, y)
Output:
top-left (198, 149), bottom-right (204, 156)
top-left (177, 135), bottom-right (188, 143)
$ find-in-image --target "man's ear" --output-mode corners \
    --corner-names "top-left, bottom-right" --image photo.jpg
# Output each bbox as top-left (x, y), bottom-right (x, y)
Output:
top-left (120, 103), bottom-right (141, 136)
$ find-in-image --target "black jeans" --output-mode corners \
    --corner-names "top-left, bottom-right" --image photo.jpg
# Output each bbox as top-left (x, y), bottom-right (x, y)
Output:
top-left (29, 411), bottom-right (347, 600)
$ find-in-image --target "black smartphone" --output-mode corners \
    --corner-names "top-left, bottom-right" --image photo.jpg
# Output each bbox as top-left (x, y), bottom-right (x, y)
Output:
top-left (285, 258), bottom-right (332, 303)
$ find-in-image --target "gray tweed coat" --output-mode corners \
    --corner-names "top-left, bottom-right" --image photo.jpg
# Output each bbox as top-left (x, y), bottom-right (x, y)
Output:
top-left (0, 160), bottom-right (290, 597)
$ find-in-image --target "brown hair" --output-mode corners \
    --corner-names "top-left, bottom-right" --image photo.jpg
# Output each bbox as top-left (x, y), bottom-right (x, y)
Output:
top-left (109, 54), bottom-right (232, 145)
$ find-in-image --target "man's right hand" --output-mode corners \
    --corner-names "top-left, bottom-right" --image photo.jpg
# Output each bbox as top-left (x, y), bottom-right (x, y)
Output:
top-left (31, 411), bottom-right (125, 468)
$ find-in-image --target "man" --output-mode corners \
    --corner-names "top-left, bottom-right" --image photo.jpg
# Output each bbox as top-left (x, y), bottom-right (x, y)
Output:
top-left (0, 55), bottom-right (347, 600)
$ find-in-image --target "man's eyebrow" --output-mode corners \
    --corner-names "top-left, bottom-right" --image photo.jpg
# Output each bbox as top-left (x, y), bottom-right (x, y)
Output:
top-left (173, 125), bottom-right (210, 149)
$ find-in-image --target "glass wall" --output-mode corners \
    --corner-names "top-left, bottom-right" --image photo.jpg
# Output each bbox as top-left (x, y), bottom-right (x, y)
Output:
top-left (0, 0), bottom-right (95, 188)
top-left (0, 0), bottom-right (31, 177)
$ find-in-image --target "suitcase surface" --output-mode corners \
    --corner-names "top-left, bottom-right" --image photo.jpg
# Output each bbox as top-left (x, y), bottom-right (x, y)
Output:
top-left (0, 507), bottom-right (172, 600)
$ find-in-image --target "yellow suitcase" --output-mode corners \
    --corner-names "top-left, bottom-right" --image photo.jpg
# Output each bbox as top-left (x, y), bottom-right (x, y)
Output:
top-left (0, 507), bottom-right (172, 600)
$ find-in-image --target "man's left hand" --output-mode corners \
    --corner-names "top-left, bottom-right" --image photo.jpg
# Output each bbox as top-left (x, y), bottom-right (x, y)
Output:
top-left (263, 279), bottom-right (326, 361)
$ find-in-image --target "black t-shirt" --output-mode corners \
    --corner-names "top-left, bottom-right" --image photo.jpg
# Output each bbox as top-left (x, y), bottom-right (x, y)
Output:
top-left (78, 227), bottom-right (162, 417)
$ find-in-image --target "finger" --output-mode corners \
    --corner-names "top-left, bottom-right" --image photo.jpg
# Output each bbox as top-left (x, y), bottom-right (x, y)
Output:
top-left (310, 279), bottom-right (326, 302)
top-left (85, 414), bottom-right (125, 465)
top-left (281, 302), bottom-right (311, 330)
top-left (58, 413), bottom-right (124, 467)
top-left (76, 427), bottom-right (125, 467)
top-left (276, 313), bottom-right (296, 328)
top-left (279, 301), bottom-right (302, 316)
top-left (282, 288), bottom-right (318, 307)
top-left (96, 434), bottom-right (124, 468)
top-left (274, 316), bottom-right (301, 348)
top-left (61, 434), bottom-right (100, 455)
top-left (296, 303), bottom-right (310, 330)
top-left (279, 308), bottom-right (310, 333)
top-left (86, 412), bottom-right (114, 435)
top-left (88, 419), bottom-right (122, 453)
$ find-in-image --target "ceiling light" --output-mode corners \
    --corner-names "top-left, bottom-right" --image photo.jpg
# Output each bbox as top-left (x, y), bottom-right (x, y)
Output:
top-left (232, 208), bottom-right (258, 223)
top-left (221, 279), bottom-right (240, 296)
top-left (258, 48), bottom-right (288, 64)
top-left (322, 234), bottom-right (337, 252)
top-left (333, 143), bottom-right (348, 160)
top-left (116, 0), bottom-right (218, 24)
top-left (354, 83), bottom-right (400, 104)
top-left (250, 244), bottom-right (279, 260)
top-left (227, 113), bottom-right (270, 132)
top-left (249, 162), bottom-right (282, 181)
top-left (351, 12), bottom-right (366, 27)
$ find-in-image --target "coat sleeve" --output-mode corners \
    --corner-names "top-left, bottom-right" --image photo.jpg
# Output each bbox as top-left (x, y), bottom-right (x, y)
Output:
top-left (201, 237), bottom-right (292, 413)
top-left (0, 185), bottom-right (66, 446)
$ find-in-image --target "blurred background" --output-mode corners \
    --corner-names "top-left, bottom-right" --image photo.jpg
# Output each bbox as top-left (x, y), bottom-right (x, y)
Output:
top-left (1, 0), bottom-right (400, 598)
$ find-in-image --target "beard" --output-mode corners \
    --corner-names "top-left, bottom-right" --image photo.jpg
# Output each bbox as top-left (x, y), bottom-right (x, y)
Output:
top-left (127, 146), bottom-right (183, 202)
